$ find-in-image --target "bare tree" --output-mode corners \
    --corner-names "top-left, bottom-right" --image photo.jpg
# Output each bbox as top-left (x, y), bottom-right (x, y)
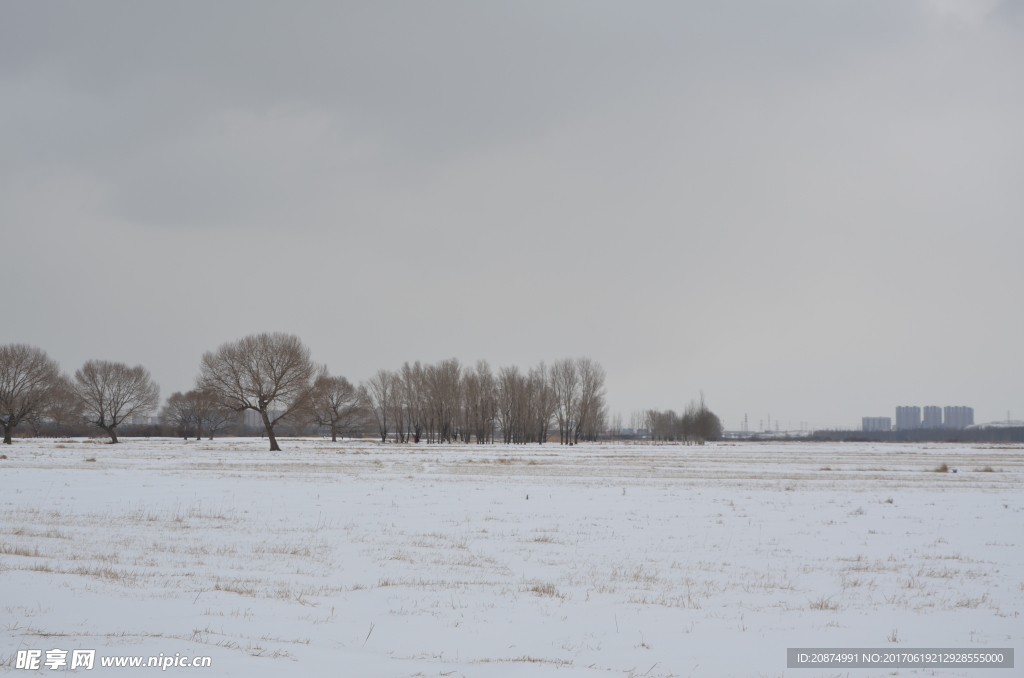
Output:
top-left (460, 360), bottom-right (495, 444)
top-left (73, 360), bottom-right (160, 443)
top-left (194, 389), bottom-right (238, 440)
top-left (574, 357), bottom-right (606, 443)
top-left (306, 374), bottom-right (366, 442)
top-left (527, 362), bottom-right (554, 444)
top-left (550, 358), bottom-right (579, 445)
top-left (365, 369), bottom-right (397, 443)
top-left (495, 365), bottom-right (520, 444)
top-left (682, 392), bottom-right (722, 444)
top-left (197, 332), bottom-right (320, 451)
top-left (399, 361), bottom-right (428, 443)
top-left (160, 391), bottom-right (199, 439)
top-left (425, 358), bottom-right (461, 443)
top-left (28, 375), bottom-right (81, 437)
top-left (0, 344), bottom-right (62, 444)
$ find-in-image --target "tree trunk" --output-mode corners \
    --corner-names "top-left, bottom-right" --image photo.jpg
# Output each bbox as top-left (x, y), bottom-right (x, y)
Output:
top-left (260, 409), bottom-right (281, 451)
top-left (331, 427), bottom-right (338, 443)
top-left (103, 426), bottom-right (119, 443)
top-left (2, 423), bottom-right (11, 445)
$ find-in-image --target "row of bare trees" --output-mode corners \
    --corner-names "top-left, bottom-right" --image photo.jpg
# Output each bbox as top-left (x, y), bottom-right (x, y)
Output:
top-left (2, 335), bottom-right (621, 451)
top-left (362, 357), bottom-right (606, 446)
top-left (0, 344), bottom-right (160, 444)
top-left (637, 395), bottom-right (723, 444)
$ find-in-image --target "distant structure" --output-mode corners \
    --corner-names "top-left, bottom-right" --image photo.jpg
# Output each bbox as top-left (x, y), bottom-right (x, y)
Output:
top-left (944, 406), bottom-right (974, 429)
top-left (889, 405), bottom-right (974, 431)
top-left (895, 406), bottom-right (921, 430)
top-left (862, 417), bottom-right (891, 432)
top-left (922, 406), bottom-right (943, 429)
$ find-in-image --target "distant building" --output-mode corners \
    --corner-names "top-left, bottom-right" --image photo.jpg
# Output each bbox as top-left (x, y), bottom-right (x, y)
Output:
top-left (862, 417), bottom-right (891, 432)
top-left (895, 406), bottom-right (921, 430)
top-left (243, 408), bottom-right (284, 430)
top-left (922, 406), bottom-right (943, 429)
top-left (944, 406), bottom-right (974, 429)
top-left (244, 409), bottom-right (263, 429)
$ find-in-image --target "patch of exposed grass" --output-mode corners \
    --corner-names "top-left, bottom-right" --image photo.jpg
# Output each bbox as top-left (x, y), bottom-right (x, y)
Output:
top-left (808, 595), bottom-right (840, 611)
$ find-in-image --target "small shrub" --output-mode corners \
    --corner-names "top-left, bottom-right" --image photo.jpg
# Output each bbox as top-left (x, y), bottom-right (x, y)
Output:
top-left (934, 463), bottom-right (949, 473)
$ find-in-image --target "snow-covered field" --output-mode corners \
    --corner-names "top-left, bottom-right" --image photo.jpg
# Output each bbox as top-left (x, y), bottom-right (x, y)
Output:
top-left (1, 438), bottom-right (1020, 677)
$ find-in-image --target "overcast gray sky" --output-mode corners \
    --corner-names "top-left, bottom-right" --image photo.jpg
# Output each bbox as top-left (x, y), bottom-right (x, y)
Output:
top-left (2, 1), bottom-right (1022, 430)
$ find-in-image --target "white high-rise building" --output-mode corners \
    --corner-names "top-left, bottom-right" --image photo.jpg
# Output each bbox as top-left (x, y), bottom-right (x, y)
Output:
top-left (922, 406), bottom-right (943, 429)
top-left (944, 406), bottom-right (974, 429)
top-left (895, 406), bottom-right (921, 430)
top-left (862, 417), bottom-right (891, 432)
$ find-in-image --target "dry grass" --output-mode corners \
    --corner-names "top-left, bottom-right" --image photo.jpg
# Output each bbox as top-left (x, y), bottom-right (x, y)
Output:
top-left (808, 595), bottom-right (841, 611)
top-left (0, 543), bottom-right (45, 558)
top-left (525, 582), bottom-right (562, 598)
top-left (934, 462), bottom-right (949, 473)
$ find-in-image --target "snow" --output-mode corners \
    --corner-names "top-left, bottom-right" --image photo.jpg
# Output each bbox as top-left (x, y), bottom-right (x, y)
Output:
top-left (1, 438), bottom-right (1021, 677)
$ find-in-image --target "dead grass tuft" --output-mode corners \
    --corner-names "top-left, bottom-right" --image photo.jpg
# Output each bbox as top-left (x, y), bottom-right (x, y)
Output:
top-left (933, 462), bottom-right (949, 473)
top-left (525, 582), bottom-right (561, 598)
top-left (0, 543), bottom-right (45, 558)
top-left (808, 595), bottom-right (840, 611)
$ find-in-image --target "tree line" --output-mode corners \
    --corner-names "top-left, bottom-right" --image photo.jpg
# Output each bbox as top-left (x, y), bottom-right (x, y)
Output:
top-left (1, 333), bottom-right (719, 449)
top-left (629, 397), bottom-right (723, 444)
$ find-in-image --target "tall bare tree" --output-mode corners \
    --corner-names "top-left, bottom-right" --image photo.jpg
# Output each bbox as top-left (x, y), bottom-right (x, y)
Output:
top-left (0, 344), bottom-right (62, 444)
top-left (399, 361), bottom-right (428, 443)
top-left (73, 360), bottom-right (160, 443)
top-left (550, 358), bottom-right (579, 445)
top-left (365, 369), bottom-right (397, 443)
top-left (460, 360), bottom-right (495, 444)
top-left (528, 362), bottom-right (556, 444)
top-left (425, 358), bottom-right (461, 443)
top-left (306, 374), bottom-right (366, 442)
top-left (197, 332), bottom-right (320, 451)
top-left (573, 357), bottom-right (606, 443)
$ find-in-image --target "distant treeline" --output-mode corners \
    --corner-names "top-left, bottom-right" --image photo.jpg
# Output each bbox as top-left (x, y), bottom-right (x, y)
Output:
top-left (2, 334), bottom-right (723, 451)
top-left (810, 427), bottom-right (1024, 443)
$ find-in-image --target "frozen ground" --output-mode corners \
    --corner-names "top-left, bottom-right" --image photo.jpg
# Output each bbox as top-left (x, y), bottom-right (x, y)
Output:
top-left (0, 438), bottom-right (1020, 677)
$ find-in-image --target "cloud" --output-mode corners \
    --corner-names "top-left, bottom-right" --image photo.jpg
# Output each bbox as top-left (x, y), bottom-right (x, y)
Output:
top-left (1, 1), bottom-right (1022, 427)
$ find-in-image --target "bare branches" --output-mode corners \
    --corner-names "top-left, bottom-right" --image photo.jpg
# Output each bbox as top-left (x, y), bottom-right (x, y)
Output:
top-left (644, 394), bottom-right (723, 444)
top-left (0, 344), bottom-right (62, 444)
top-left (306, 374), bottom-right (367, 442)
top-left (160, 391), bottom-right (199, 439)
top-left (197, 332), bottom-right (319, 451)
top-left (73, 360), bottom-right (160, 443)
top-left (365, 369), bottom-right (396, 443)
